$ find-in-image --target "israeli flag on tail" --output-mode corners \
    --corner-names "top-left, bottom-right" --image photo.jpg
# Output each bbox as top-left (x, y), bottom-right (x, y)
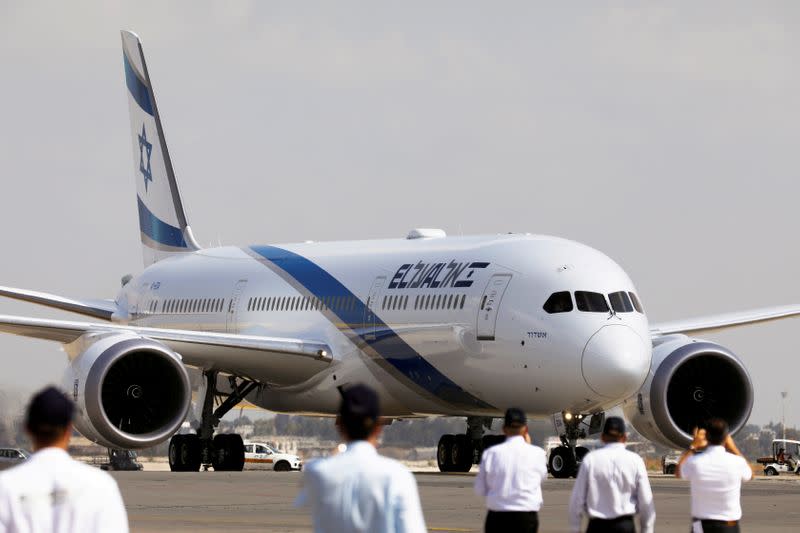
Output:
top-left (122, 30), bottom-right (200, 266)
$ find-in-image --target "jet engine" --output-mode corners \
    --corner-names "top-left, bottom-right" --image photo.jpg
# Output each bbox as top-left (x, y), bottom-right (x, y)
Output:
top-left (622, 335), bottom-right (753, 449)
top-left (62, 333), bottom-right (191, 449)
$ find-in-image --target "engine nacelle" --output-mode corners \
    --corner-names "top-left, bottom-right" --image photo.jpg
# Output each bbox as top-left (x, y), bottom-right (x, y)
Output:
top-left (62, 333), bottom-right (191, 449)
top-left (622, 335), bottom-right (753, 450)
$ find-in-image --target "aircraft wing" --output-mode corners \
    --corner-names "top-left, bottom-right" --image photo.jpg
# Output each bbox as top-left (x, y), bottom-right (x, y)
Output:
top-left (0, 314), bottom-right (332, 386)
top-left (649, 305), bottom-right (800, 337)
top-left (0, 286), bottom-right (116, 321)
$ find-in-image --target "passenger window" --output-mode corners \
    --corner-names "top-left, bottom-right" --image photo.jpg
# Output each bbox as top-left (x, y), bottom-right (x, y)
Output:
top-left (460, 294), bottom-right (466, 309)
top-left (608, 291), bottom-right (634, 313)
top-left (543, 292), bottom-right (573, 314)
top-left (628, 292), bottom-right (644, 313)
top-left (575, 291), bottom-right (609, 312)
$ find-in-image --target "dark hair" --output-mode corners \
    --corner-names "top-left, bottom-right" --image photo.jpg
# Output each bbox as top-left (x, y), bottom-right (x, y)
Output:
top-left (706, 417), bottom-right (729, 446)
top-left (341, 413), bottom-right (377, 441)
top-left (25, 386), bottom-right (74, 447)
top-left (27, 423), bottom-right (70, 447)
top-left (339, 384), bottom-right (380, 441)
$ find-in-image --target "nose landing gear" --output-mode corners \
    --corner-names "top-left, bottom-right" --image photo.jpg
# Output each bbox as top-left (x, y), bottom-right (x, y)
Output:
top-left (547, 411), bottom-right (603, 478)
top-left (168, 370), bottom-right (257, 472)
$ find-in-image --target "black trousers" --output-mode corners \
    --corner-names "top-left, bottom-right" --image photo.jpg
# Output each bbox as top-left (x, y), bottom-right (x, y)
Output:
top-left (692, 519), bottom-right (740, 532)
top-left (586, 515), bottom-right (635, 533)
top-left (485, 510), bottom-right (538, 533)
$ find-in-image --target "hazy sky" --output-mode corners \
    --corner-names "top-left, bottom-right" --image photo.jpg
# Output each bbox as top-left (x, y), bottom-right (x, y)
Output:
top-left (1, 2), bottom-right (798, 426)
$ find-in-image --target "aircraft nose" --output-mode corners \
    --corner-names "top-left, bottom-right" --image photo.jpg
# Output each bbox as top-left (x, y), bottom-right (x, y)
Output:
top-left (582, 325), bottom-right (650, 399)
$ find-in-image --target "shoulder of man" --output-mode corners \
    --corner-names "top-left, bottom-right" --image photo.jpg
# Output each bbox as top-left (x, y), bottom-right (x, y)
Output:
top-left (527, 444), bottom-right (547, 457)
top-left (376, 453), bottom-right (415, 476)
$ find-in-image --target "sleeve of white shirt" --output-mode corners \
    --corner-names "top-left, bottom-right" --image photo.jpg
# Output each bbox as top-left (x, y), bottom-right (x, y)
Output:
top-left (635, 457), bottom-right (656, 533)
top-left (536, 448), bottom-right (548, 478)
top-left (568, 458), bottom-right (588, 533)
top-left (95, 479), bottom-right (129, 533)
top-left (473, 451), bottom-right (489, 497)
top-left (395, 469), bottom-right (427, 533)
top-left (0, 478), bottom-right (9, 533)
top-left (739, 456), bottom-right (753, 481)
top-left (679, 455), bottom-right (694, 480)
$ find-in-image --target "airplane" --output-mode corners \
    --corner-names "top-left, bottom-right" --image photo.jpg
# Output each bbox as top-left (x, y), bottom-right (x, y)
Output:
top-left (1, 30), bottom-right (799, 476)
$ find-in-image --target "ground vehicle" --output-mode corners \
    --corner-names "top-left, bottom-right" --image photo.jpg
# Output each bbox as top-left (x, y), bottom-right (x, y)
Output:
top-left (0, 448), bottom-right (30, 470)
top-left (244, 442), bottom-right (302, 471)
top-left (757, 439), bottom-right (800, 476)
top-left (100, 449), bottom-right (143, 471)
top-left (661, 452), bottom-right (680, 475)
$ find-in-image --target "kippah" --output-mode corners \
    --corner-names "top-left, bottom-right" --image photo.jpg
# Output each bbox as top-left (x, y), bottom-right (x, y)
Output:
top-left (25, 386), bottom-right (74, 429)
top-left (340, 384), bottom-right (380, 420)
top-left (504, 407), bottom-right (527, 427)
top-left (603, 416), bottom-right (626, 437)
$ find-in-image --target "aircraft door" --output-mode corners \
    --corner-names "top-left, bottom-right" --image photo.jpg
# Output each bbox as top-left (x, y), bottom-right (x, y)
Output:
top-left (226, 279), bottom-right (248, 333)
top-left (477, 273), bottom-right (512, 341)
top-left (363, 276), bottom-right (386, 340)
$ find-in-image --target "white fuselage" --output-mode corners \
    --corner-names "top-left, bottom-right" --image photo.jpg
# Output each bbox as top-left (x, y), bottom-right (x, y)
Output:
top-left (116, 233), bottom-right (651, 419)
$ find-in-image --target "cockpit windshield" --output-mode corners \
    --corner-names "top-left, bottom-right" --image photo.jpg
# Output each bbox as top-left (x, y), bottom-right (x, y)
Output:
top-left (543, 291), bottom-right (573, 314)
top-left (608, 291), bottom-right (634, 313)
top-left (575, 291), bottom-right (609, 313)
top-left (542, 291), bottom-right (644, 314)
top-left (628, 292), bottom-right (644, 313)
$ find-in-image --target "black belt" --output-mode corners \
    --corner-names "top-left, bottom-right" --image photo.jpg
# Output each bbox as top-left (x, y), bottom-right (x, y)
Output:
top-left (589, 515), bottom-right (634, 524)
top-left (693, 518), bottom-right (739, 526)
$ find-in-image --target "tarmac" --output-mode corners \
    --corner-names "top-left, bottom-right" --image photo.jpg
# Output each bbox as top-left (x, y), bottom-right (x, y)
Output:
top-left (114, 470), bottom-right (800, 532)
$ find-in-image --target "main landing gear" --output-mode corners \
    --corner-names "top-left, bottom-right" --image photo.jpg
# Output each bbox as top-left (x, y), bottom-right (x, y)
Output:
top-left (547, 411), bottom-right (604, 479)
top-left (169, 371), bottom-right (258, 472)
top-left (437, 417), bottom-right (503, 473)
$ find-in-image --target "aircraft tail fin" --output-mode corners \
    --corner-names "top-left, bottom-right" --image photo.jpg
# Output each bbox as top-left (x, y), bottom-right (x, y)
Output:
top-left (121, 30), bottom-right (200, 266)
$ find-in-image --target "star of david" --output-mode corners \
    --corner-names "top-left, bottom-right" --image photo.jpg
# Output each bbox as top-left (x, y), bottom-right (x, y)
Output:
top-left (138, 124), bottom-right (153, 192)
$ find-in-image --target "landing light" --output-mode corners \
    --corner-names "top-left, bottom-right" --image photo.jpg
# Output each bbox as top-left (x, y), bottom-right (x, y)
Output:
top-left (564, 412), bottom-right (573, 421)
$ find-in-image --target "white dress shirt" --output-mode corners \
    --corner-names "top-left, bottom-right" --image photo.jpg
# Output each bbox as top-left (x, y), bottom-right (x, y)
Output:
top-left (296, 441), bottom-right (426, 533)
top-left (0, 447), bottom-right (129, 533)
top-left (474, 436), bottom-right (548, 512)
top-left (679, 445), bottom-right (752, 521)
top-left (568, 442), bottom-right (655, 533)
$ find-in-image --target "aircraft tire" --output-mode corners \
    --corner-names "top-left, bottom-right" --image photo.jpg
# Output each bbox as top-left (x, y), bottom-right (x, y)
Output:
top-left (548, 446), bottom-right (576, 479)
top-left (574, 446), bottom-right (590, 477)
top-left (169, 434), bottom-right (201, 472)
top-left (212, 434), bottom-right (245, 471)
top-left (437, 434), bottom-right (455, 472)
top-left (451, 434), bottom-right (473, 472)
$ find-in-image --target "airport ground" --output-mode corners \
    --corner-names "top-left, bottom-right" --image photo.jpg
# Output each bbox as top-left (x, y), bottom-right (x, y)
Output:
top-left (115, 470), bottom-right (800, 532)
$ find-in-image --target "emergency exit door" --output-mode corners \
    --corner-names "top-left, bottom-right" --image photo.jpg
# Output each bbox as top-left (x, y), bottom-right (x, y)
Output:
top-left (363, 276), bottom-right (386, 340)
top-left (226, 279), bottom-right (248, 333)
top-left (477, 274), bottom-right (512, 341)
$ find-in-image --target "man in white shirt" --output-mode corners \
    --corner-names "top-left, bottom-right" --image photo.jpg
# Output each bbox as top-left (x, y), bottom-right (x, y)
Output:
top-left (296, 384), bottom-right (426, 533)
top-left (568, 417), bottom-right (655, 533)
top-left (474, 407), bottom-right (548, 533)
top-left (0, 386), bottom-right (129, 533)
top-left (676, 418), bottom-right (752, 533)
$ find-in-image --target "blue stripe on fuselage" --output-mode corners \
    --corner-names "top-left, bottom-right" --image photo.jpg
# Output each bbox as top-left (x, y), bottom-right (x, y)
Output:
top-left (249, 245), bottom-right (494, 411)
top-left (124, 53), bottom-right (154, 116)
top-left (137, 196), bottom-right (187, 248)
